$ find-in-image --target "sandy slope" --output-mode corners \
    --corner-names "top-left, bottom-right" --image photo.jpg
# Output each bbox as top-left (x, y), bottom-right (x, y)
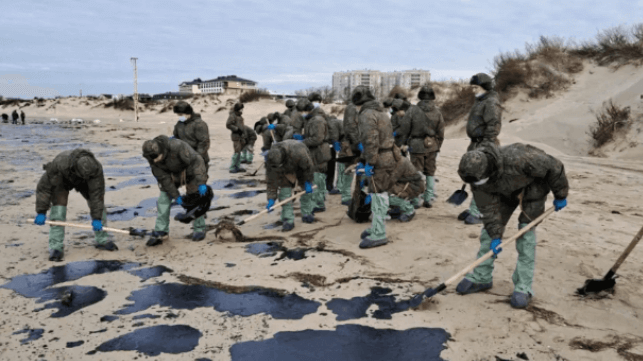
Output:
top-left (1, 66), bottom-right (643, 360)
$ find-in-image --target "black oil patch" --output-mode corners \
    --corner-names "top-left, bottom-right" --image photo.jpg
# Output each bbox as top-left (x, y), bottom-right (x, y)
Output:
top-left (211, 179), bottom-right (259, 190)
top-left (93, 325), bottom-right (201, 356)
top-left (229, 324), bottom-right (450, 361)
top-left (326, 287), bottom-right (421, 320)
top-left (115, 283), bottom-right (320, 320)
top-left (67, 340), bottom-right (84, 348)
top-left (12, 328), bottom-right (44, 345)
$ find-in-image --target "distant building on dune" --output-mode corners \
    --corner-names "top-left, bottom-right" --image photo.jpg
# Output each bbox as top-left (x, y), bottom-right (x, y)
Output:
top-left (178, 75), bottom-right (257, 95)
top-left (332, 69), bottom-right (431, 100)
top-left (152, 92), bottom-right (193, 101)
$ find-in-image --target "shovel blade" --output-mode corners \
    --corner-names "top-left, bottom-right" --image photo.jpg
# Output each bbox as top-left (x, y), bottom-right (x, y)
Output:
top-left (129, 228), bottom-right (148, 237)
top-left (447, 190), bottom-right (468, 206)
top-left (576, 277), bottom-right (616, 296)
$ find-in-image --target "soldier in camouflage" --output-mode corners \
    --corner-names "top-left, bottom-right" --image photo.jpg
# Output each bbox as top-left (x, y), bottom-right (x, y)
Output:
top-left (339, 101), bottom-right (360, 206)
top-left (269, 111), bottom-right (292, 127)
top-left (265, 140), bottom-right (316, 231)
top-left (142, 135), bottom-right (209, 244)
top-left (34, 149), bottom-right (115, 261)
top-left (240, 125), bottom-right (257, 164)
top-left (284, 99), bottom-right (296, 118)
top-left (352, 85), bottom-right (399, 249)
top-left (172, 101), bottom-right (211, 171)
top-left (398, 85), bottom-right (445, 208)
top-left (460, 73), bottom-right (503, 225)
top-left (298, 97), bottom-right (331, 214)
top-left (226, 102), bottom-right (247, 173)
top-left (326, 114), bottom-right (344, 194)
top-left (455, 143), bottom-right (569, 308)
top-left (255, 117), bottom-right (294, 151)
top-left (390, 99), bottom-right (410, 148)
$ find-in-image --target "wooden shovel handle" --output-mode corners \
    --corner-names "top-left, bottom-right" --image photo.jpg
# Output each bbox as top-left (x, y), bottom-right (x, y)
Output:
top-left (344, 164), bottom-right (358, 174)
top-left (249, 161), bottom-right (264, 175)
top-left (443, 207), bottom-right (556, 287)
top-left (238, 185), bottom-right (317, 225)
top-left (270, 130), bottom-right (277, 144)
top-left (610, 224), bottom-right (643, 274)
top-left (29, 219), bottom-right (131, 235)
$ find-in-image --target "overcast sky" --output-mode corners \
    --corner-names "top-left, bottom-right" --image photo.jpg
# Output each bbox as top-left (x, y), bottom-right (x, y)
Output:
top-left (1, 0), bottom-right (642, 98)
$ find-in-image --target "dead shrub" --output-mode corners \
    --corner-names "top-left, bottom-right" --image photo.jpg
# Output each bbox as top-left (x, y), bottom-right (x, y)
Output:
top-left (239, 89), bottom-right (271, 103)
top-left (157, 101), bottom-right (176, 114)
top-left (104, 98), bottom-right (134, 111)
top-left (588, 99), bottom-right (631, 148)
top-left (494, 52), bottom-right (533, 97)
top-left (388, 85), bottom-right (412, 100)
top-left (215, 106), bottom-right (227, 113)
top-left (440, 85), bottom-right (476, 125)
top-left (571, 25), bottom-right (643, 67)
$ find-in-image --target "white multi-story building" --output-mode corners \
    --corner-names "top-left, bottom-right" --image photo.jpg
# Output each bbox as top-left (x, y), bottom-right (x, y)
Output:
top-left (332, 69), bottom-right (431, 99)
top-left (179, 75), bottom-right (257, 95)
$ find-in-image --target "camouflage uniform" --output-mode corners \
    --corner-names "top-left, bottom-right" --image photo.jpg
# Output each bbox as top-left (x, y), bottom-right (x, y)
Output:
top-left (173, 113), bottom-right (210, 170)
top-left (226, 103), bottom-right (247, 172)
top-left (399, 86), bottom-right (445, 207)
top-left (143, 136), bottom-right (208, 235)
top-left (266, 140), bottom-right (316, 226)
top-left (11, 110), bottom-right (18, 124)
top-left (241, 125), bottom-right (257, 164)
top-left (302, 105), bottom-right (331, 210)
top-left (271, 112), bottom-right (293, 127)
top-left (326, 116), bottom-right (344, 192)
top-left (390, 99), bottom-right (409, 148)
top-left (289, 108), bottom-right (305, 136)
top-left (465, 74), bottom-right (502, 219)
top-left (35, 149), bottom-right (108, 252)
top-left (256, 118), bottom-right (294, 151)
top-left (354, 86), bottom-right (397, 245)
top-left (460, 143), bottom-right (569, 295)
top-left (337, 102), bottom-right (360, 203)
top-left (284, 99), bottom-right (296, 118)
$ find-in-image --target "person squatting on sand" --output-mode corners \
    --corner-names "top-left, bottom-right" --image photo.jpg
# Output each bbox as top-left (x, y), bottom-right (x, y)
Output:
top-left (240, 124), bottom-right (257, 164)
top-left (226, 102), bottom-right (247, 173)
top-left (33, 149), bottom-right (116, 262)
top-left (398, 85), bottom-right (445, 209)
top-left (172, 101), bottom-right (211, 171)
top-left (455, 142), bottom-right (569, 308)
top-left (265, 140), bottom-right (316, 231)
top-left (142, 135), bottom-right (209, 245)
top-left (460, 73), bottom-right (503, 225)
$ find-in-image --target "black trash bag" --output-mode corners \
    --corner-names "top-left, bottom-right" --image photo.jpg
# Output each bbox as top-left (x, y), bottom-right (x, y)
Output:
top-left (347, 175), bottom-right (371, 223)
top-left (174, 185), bottom-right (214, 224)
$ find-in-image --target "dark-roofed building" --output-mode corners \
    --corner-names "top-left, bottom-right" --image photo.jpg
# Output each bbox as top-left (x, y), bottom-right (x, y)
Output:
top-left (178, 75), bottom-right (257, 95)
top-left (152, 92), bottom-right (193, 100)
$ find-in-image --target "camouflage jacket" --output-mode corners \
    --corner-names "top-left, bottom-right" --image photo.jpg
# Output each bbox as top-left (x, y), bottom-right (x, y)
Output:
top-left (326, 116), bottom-right (344, 143)
top-left (36, 149), bottom-right (105, 220)
top-left (266, 140), bottom-right (315, 199)
top-left (358, 100), bottom-right (396, 192)
top-left (399, 100), bottom-right (445, 154)
top-left (343, 103), bottom-right (360, 151)
top-left (146, 136), bottom-right (207, 199)
top-left (466, 91), bottom-right (502, 144)
top-left (388, 154), bottom-right (426, 199)
top-left (244, 125), bottom-right (257, 146)
top-left (390, 110), bottom-right (406, 147)
top-left (303, 107), bottom-right (331, 171)
top-left (226, 110), bottom-right (246, 141)
top-left (473, 143), bottom-right (569, 239)
top-left (173, 113), bottom-right (210, 164)
top-left (278, 114), bottom-right (293, 127)
top-left (290, 109), bottom-right (305, 136)
top-left (256, 122), bottom-right (294, 151)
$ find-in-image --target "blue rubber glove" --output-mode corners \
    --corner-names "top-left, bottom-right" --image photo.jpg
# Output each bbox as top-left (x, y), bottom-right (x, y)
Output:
top-left (305, 181), bottom-right (314, 194)
top-left (393, 131), bottom-right (397, 137)
top-left (198, 184), bottom-right (208, 196)
top-left (364, 194), bottom-right (372, 205)
top-left (92, 219), bottom-right (103, 232)
top-left (293, 134), bottom-right (304, 141)
top-left (553, 198), bottom-right (567, 212)
top-left (267, 124), bottom-right (276, 130)
top-left (363, 163), bottom-right (374, 177)
top-left (356, 162), bottom-right (365, 172)
top-left (359, 179), bottom-right (366, 189)
top-left (266, 199), bottom-right (276, 212)
top-left (490, 238), bottom-right (502, 257)
top-left (34, 213), bottom-right (46, 225)
top-left (333, 141), bottom-right (341, 152)
top-left (176, 196), bottom-right (183, 206)
top-left (168, 136), bottom-right (175, 140)
top-left (357, 143), bottom-right (364, 153)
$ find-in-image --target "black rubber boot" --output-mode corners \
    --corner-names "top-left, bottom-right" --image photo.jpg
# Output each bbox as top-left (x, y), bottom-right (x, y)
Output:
top-left (48, 249), bottom-right (64, 262)
top-left (95, 241), bottom-right (118, 251)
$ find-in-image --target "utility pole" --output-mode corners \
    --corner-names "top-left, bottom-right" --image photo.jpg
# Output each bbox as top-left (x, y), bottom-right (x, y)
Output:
top-left (130, 57), bottom-right (139, 122)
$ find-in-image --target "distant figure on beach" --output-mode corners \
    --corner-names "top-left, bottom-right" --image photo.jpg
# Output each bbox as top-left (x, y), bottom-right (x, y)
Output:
top-left (1, 113), bottom-right (8, 123)
top-left (20, 110), bottom-right (25, 125)
top-left (11, 109), bottom-right (19, 125)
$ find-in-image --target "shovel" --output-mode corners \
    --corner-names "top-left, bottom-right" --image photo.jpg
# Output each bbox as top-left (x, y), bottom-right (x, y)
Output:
top-left (29, 219), bottom-right (147, 237)
top-left (576, 224), bottom-right (643, 296)
top-left (214, 185), bottom-right (317, 241)
top-left (404, 207), bottom-right (556, 308)
top-left (447, 184), bottom-right (468, 206)
top-left (245, 161), bottom-right (264, 177)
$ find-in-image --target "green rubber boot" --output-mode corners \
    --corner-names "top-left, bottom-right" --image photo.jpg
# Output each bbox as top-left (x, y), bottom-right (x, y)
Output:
top-left (193, 215), bottom-right (206, 233)
top-left (337, 163), bottom-right (353, 204)
top-left (279, 187), bottom-right (295, 224)
top-left (313, 172), bottom-right (327, 210)
top-left (246, 151), bottom-right (253, 163)
top-left (49, 205), bottom-right (67, 252)
top-left (94, 209), bottom-right (109, 245)
top-left (424, 176), bottom-right (435, 202)
top-left (465, 228), bottom-right (496, 284)
top-left (229, 153), bottom-right (241, 172)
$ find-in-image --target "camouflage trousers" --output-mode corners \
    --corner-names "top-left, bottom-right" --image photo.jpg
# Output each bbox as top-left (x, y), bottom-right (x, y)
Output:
top-left (336, 163), bottom-right (354, 203)
top-left (465, 224), bottom-right (537, 294)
